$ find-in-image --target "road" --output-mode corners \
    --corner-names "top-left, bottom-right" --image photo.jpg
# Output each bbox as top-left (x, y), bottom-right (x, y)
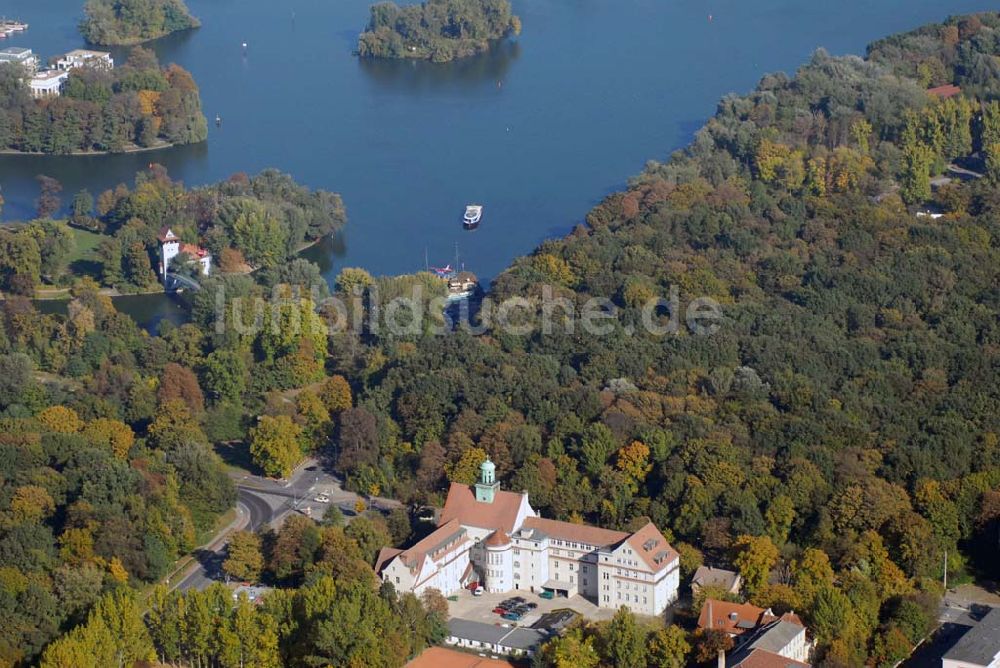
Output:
top-left (172, 457), bottom-right (400, 592)
top-left (899, 585), bottom-right (1000, 667)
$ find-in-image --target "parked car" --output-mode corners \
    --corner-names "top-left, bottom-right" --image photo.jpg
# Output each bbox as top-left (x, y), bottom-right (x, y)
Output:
top-left (493, 607), bottom-right (507, 614)
top-left (512, 596), bottom-right (526, 603)
top-left (313, 494), bottom-right (330, 503)
top-left (473, 587), bottom-right (483, 597)
top-left (502, 612), bottom-right (522, 621)
top-left (526, 602), bottom-right (538, 609)
top-left (540, 591), bottom-right (554, 600)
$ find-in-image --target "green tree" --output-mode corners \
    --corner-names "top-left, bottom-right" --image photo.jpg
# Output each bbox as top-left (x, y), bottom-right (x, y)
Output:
top-left (602, 607), bottom-right (647, 668)
top-left (646, 625), bottom-right (690, 668)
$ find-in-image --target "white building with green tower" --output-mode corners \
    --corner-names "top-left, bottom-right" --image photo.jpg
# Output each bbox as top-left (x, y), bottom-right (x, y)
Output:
top-left (375, 458), bottom-right (681, 616)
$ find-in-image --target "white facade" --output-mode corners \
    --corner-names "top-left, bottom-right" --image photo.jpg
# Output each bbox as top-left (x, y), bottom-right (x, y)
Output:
top-left (377, 459), bottom-right (680, 616)
top-left (28, 70), bottom-right (68, 99)
top-left (0, 47), bottom-right (39, 74)
top-left (159, 227), bottom-right (212, 279)
top-left (55, 49), bottom-right (113, 71)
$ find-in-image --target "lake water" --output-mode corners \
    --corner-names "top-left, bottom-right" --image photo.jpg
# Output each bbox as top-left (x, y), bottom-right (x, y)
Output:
top-left (0, 0), bottom-right (990, 330)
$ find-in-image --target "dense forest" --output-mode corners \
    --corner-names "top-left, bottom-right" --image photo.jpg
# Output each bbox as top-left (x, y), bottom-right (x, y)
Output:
top-left (358, 0), bottom-right (521, 62)
top-left (4, 10), bottom-right (1000, 668)
top-left (80, 0), bottom-right (200, 46)
top-left (0, 47), bottom-right (207, 154)
top-left (0, 167), bottom-right (347, 296)
top-left (341, 11), bottom-right (999, 667)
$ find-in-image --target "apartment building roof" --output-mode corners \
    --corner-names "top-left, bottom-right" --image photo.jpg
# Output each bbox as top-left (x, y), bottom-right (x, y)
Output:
top-left (521, 516), bottom-right (628, 548)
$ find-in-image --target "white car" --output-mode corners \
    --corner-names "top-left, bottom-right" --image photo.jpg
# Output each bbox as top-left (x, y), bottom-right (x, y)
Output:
top-left (313, 494), bottom-right (330, 503)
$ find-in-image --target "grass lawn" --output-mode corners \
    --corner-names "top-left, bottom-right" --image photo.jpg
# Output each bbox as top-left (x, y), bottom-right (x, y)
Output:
top-left (67, 226), bottom-right (105, 279)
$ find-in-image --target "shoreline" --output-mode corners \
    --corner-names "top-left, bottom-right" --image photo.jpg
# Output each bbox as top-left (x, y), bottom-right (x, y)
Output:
top-left (0, 140), bottom-right (179, 157)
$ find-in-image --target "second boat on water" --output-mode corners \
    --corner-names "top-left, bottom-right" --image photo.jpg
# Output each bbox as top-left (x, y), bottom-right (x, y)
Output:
top-left (463, 204), bottom-right (483, 229)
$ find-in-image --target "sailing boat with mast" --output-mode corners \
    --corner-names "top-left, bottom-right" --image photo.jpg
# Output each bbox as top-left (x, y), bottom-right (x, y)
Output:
top-left (445, 242), bottom-right (478, 301)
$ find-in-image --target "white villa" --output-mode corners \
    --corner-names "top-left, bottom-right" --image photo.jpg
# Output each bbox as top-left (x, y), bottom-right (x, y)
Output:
top-left (375, 459), bottom-right (680, 617)
top-left (0, 47), bottom-right (39, 74)
top-left (28, 70), bottom-right (69, 99)
top-left (158, 226), bottom-right (212, 279)
top-left (54, 49), bottom-right (114, 72)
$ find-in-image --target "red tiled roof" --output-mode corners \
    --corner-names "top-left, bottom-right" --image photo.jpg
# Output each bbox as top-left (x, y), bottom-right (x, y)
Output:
top-left (730, 648), bottom-right (810, 668)
top-left (400, 519), bottom-right (468, 571)
top-left (697, 599), bottom-right (776, 635)
top-left (157, 225), bottom-right (177, 242)
top-left (179, 243), bottom-right (208, 258)
top-left (928, 84), bottom-right (961, 99)
top-left (780, 611), bottom-right (804, 626)
top-left (522, 516), bottom-right (628, 548)
top-left (484, 530), bottom-right (511, 547)
top-left (406, 647), bottom-right (516, 668)
top-left (439, 482), bottom-right (527, 534)
top-left (374, 547), bottom-right (402, 574)
top-left (625, 521), bottom-right (679, 572)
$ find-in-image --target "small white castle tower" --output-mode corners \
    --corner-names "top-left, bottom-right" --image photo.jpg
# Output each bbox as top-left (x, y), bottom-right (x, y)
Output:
top-left (158, 225), bottom-right (211, 280)
top-left (158, 226), bottom-right (180, 280)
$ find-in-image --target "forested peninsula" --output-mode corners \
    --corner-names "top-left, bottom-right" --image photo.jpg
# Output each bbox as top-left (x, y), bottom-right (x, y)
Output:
top-left (0, 167), bottom-right (347, 297)
top-left (0, 48), bottom-right (207, 154)
top-left (358, 0), bottom-right (521, 62)
top-left (80, 0), bottom-right (200, 46)
top-left (1, 11), bottom-right (1000, 668)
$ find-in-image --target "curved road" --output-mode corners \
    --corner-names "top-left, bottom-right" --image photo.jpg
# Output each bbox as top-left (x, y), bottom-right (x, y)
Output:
top-left (239, 487), bottom-right (274, 531)
top-left (174, 488), bottom-right (275, 592)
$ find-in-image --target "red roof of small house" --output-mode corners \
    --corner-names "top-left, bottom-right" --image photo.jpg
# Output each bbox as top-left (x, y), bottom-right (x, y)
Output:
top-left (730, 648), bottom-right (810, 668)
top-left (697, 599), bottom-right (777, 635)
top-left (179, 243), bottom-right (208, 258)
top-left (928, 84), bottom-right (961, 99)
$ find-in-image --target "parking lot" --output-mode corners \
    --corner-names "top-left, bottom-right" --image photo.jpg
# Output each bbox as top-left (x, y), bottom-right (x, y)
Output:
top-left (447, 587), bottom-right (617, 627)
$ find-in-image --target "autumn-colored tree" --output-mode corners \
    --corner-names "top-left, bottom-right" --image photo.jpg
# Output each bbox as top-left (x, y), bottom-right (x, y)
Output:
top-left (446, 446), bottom-right (489, 485)
top-left (35, 175), bottom-right (63, 219)
top-left (9, 485), bottom-right (56, 524)
top-left (218, 247), bottom-right (247, 273)
top-left (792, 548), bottom-right (835, 607)
top-left (295, 388), bottom-right (331, 448)
top-left (82, 418), bottom-right (135, 459)
top-left (146, 399), bottom-right (209, 450)
top-left (615, 440), bottom-right (652, 491)
top-left (420, 588), bottom-right (449, 619)
top-left (533, 253), bottom-right (577, 287)
top-left (692, 628), bottom-right (733, 664)
top-left (249, 415), bottom-right (303, 478)
top-left (158, 362), bottom-right (205, 414)
top-left (731, 534), bottom-right (779, 596)
top-left (223, 530), bottom-right (263, 582)
top-left (319, 374), bottom-right (353, 414)
top-left (36, 405), bottom-right (84, 433)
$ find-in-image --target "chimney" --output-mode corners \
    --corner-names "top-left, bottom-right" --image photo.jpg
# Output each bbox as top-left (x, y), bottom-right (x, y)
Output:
top-left (717, 648), bottom-right (726, 668)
